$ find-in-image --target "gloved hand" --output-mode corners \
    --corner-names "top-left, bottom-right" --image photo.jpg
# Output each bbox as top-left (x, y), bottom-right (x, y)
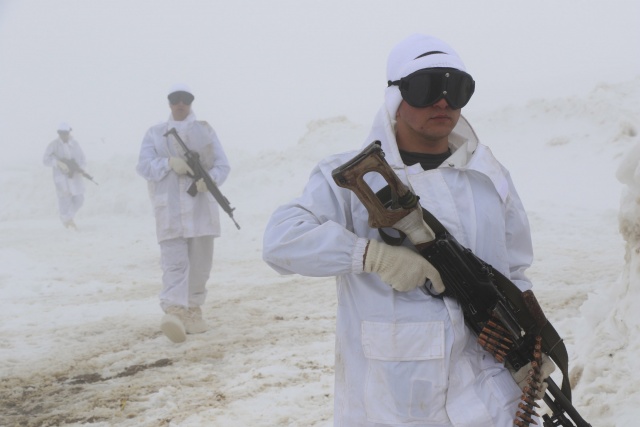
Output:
top-left (510, 353), bottom-right (556, 399)
top-left (392, 209), bottom-right (436, 245)
top-left (195, 178), bottom-right (208, 193)
top-left (363, 239), bottom-right (445, 293)
top-left (169, 157), bottom-right (194, 175)
top-left (56, 160), bottom-right (69, 174)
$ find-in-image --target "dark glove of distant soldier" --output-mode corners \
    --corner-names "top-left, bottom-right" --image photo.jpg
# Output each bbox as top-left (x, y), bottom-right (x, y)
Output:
top-left (363, 239), bottom-right (445, 293)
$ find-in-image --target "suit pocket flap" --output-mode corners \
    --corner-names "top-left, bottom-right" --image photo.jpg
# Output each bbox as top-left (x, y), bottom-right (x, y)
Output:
top-left (153, 191), bottom-right (169, 207)
top-left (361, 321), bottom-right (444, 361)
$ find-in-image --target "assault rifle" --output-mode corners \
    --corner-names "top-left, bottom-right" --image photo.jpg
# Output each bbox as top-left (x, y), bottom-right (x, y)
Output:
top-left (332, 141), bottom-right (591, 427)
top-left (54, 155), bottom-right (98, 185)
top-left (164, 128), bottom-right (240, 230)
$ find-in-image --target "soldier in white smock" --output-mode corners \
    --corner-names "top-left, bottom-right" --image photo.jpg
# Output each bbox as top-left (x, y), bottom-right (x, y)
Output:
top-left (42, 122), bottom-right (86, 229)
top-left (137, 84), bottom-right (230, 344)
top-left (263, 35), bottom-right (554, 427)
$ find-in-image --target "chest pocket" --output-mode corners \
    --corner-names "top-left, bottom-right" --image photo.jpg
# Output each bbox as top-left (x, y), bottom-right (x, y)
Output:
top-left (361, 321), bottom-right (449, 424)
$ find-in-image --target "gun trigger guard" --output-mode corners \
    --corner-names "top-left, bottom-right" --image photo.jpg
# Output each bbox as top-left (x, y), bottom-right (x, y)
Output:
top-left (378, 227), bottom-right (406, 246)
top-left (419, 281), bottom-right (445, 298)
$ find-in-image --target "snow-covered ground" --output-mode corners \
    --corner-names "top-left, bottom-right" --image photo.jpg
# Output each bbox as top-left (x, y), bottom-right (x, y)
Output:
top-left (1, 77), bottom-right (639, 426)
top-left (2, 1), bottom-right (640, 426)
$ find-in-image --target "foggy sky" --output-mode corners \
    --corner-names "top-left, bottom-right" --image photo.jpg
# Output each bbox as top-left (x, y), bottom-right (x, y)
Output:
top-left (1, 0), bottom-right (639, 166)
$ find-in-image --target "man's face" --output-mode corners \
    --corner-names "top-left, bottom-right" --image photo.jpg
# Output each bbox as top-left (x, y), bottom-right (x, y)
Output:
top-left (169, 101), bottom-right (191, 121)
top-left (395, 98), bottom-right (461, 152)
top-left (57, 131), bottom-right (70, 142)
top-left (168, 91), bottom-right (194, 121)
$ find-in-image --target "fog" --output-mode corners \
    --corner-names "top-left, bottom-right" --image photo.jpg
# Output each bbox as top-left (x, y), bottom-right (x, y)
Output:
top-left (1, 1), bottom-right (640, 426)
top-left (1, 0), bottom-right (638, 167)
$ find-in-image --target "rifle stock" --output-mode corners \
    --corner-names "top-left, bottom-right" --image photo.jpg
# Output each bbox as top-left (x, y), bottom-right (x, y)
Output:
top-left (164, 128), bottom-right (240, 230)
top-left (332, 141), bottom-right (591, 427)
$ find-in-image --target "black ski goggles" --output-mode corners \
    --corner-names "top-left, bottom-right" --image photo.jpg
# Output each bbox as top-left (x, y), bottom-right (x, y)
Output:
top-left (168, 91), bottom-right (195, 106)
top-left (388, 67), bottom-right (475, 109)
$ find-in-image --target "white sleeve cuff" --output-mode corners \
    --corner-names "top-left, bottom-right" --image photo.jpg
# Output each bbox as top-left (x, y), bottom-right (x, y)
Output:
top-left (351, 237), bottom-right (369, 274)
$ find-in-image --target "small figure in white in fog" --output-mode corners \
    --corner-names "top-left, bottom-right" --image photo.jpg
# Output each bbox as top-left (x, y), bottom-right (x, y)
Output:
top-left (42, 122), bottom-right (86, 229)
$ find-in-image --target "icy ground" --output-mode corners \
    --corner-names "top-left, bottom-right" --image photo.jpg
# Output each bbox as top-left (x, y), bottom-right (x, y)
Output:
top-left (1, 78), bottom-right (640, 426)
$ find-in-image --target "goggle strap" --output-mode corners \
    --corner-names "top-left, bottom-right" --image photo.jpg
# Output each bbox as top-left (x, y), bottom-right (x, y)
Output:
top-left (414, 51), bottom-right (446, 60)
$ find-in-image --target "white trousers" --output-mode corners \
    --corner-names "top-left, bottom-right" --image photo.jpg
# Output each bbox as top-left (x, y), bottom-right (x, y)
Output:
top-left (159, 235), bottom-right (214, 310)
top-left (56, 192), bottom-right (84, 224)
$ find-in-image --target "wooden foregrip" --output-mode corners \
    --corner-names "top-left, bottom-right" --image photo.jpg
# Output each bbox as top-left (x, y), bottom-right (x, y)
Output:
top-left (332, 141), bottom-right (418, 229)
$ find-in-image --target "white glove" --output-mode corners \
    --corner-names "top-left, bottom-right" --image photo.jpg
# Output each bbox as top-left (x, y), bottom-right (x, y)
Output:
top-left (392, 209), bottom-right (436, 245)
top-left (169, 157), bottom-right (194, 175)
top-left (56, 160), bottom-right (69, 174)
top-left (510, 353), bottom-right (556, 399)
top-left (195, 178), bottom-right (208, 192)
top-left (363, 239), bottom-right (445, 293)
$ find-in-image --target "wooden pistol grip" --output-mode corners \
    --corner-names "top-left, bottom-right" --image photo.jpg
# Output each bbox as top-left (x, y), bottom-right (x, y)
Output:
top-left (332, 141), bottom-right (417, 229)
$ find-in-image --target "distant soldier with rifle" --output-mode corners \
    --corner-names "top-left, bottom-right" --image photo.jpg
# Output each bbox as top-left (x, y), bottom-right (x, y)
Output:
top-left (263, 34), bottom-right (591, 426)
top-left (42, 122), bottom-right (91, 229)
top-left (137, 83), bottom-right (232, 344)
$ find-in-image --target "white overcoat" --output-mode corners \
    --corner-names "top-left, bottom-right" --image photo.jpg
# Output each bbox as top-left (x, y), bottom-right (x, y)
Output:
top-left (263, 106), bottom-right (534, 427)
top-left (42, 137), bottom-right (86, 196)
top-left (136, 114), bottom-right (230, 243)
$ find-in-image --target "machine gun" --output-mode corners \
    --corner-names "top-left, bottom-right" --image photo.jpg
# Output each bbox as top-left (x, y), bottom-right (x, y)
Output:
top-left (54, 155), bottom-right (98, 185)
top-left (164, 128), bottom-right (240, 230)
top-left (332, 141), bottom-right (591, 427)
